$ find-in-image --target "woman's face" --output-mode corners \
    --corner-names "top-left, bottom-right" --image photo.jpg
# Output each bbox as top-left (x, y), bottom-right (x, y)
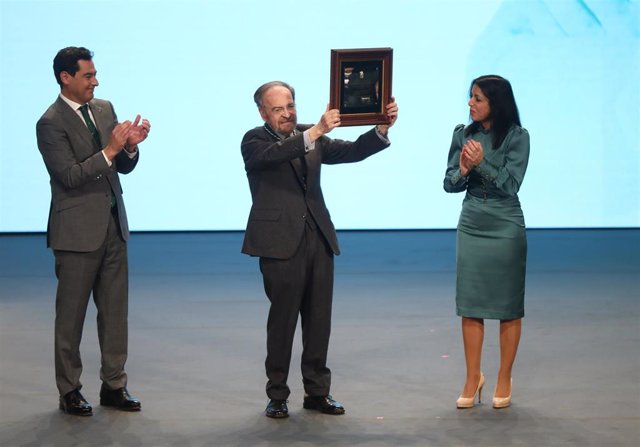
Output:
top-left (468, 84), bottom-right (491, 129)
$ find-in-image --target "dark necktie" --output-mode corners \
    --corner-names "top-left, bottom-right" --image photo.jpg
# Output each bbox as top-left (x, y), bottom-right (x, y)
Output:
top-left (79, 104), bottom-right (102, 148)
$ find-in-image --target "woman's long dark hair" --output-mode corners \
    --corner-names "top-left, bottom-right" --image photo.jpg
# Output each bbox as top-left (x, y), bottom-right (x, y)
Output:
top-left (465, 75), bottom-right (521, 149)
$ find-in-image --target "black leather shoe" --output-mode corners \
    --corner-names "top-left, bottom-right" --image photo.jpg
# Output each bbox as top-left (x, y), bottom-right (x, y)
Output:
top-left (265, 399), bottom-right (289, 418)
top-left (303, 395), bottom-right (345, 415)
top-left (99, 385), bottom-right (141, 411)
top-left (59, 389), bottom-right (93, 416)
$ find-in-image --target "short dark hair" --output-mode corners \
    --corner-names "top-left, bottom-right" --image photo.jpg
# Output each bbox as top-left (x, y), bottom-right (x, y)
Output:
top-left (466, 74), bottom-right (521, 149)
top-left (53, 47), bottom-right (93, 87)
top-left (253, 81), bottom-right (295, 108)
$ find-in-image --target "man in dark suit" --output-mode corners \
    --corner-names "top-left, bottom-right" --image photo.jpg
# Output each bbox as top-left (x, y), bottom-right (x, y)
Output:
top-left (241, 81), bottom-right (398, 418)
top-left (36, 47), bottom-right (150, 416)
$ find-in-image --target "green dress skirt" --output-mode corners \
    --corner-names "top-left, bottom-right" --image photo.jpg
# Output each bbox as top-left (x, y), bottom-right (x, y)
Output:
top-left (456, 194), bottom-right (526, 320)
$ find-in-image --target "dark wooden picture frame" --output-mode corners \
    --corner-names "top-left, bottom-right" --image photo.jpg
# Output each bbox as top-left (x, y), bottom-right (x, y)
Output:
top-left (330, 48), bottom-right (393, 126)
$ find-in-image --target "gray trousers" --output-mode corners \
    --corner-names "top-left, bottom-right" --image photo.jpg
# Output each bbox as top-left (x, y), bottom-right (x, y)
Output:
top-left (53, 210), bottom-right (129, 396)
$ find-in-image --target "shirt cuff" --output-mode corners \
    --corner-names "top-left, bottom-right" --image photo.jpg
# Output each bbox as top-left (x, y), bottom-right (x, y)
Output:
top-left (375, 126), bottom-right (390, 144)
top-left (101, 150), bottom-right (112, 167)
top-left (475, 159), bottom-right (499, 181)
top-left (125, 146), bottom-right (138, 158)
top-left (302, 130), bottom-right (315, 152)
top-left (450, 169), bottom-right (467, 186)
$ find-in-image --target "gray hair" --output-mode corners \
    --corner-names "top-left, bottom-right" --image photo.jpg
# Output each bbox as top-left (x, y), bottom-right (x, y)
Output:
top-left (253, 81), bottom-right (296, 108)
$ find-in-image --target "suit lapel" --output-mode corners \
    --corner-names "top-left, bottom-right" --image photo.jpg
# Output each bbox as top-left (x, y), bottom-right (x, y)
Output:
top-left (262, 123), bottom-right (307, 189)
top-left (280, 126), bottom-right (306, 189)
top-left (88, 101), bottom-right (120, 189)
top-left (290, 156), bottom-right (305, 185)
top-left (90, 100), bottom-right (110, 146)
top-left (55, 97), bottom-right (97, 151)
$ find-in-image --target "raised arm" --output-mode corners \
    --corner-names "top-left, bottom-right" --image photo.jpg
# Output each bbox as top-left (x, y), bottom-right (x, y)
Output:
top-left (443, 124), bottom-right (468, 193)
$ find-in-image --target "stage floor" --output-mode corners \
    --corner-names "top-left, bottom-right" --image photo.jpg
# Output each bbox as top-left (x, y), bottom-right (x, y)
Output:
top-left (1, 229), bottom-right (638, 446)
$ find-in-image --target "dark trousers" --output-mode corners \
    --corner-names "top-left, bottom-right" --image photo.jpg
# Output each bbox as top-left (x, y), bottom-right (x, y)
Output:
top-left (259, 220), bottom-right (334, 400)
top-left (53, 210), bottom-right (129, 396)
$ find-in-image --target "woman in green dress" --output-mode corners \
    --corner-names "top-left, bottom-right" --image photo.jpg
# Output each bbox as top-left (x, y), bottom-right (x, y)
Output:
top-left (443, 75), bottom-right (530, 409)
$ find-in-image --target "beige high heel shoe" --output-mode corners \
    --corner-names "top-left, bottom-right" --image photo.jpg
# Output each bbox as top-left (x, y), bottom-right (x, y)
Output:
top-left (456, 373), bottom-right (485, 409)
top-left (492, 378), bottom-right (513, 409)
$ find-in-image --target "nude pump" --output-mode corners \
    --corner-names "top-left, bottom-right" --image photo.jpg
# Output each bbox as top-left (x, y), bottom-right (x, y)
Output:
top-left (456, 372), bottom-right (485, 409)
top-left (492, 378), bottom-right (513, 409)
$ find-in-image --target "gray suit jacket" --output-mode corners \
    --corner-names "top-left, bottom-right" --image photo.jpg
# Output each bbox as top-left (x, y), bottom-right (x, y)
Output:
top-left (37, 96), bottom-right (139, 252)
top-left (241, 124), bottom-right (390, 259)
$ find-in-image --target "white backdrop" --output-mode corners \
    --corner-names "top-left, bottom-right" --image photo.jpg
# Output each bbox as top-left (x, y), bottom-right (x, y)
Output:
top-left (1, 0), bottom-right (638, 231)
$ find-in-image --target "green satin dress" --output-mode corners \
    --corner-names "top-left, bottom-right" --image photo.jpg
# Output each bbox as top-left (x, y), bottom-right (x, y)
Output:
top-left (443, 124), bottom-right (530, 320)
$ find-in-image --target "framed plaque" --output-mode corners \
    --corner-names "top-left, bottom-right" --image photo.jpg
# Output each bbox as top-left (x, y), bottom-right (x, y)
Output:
top-left (330, 47), bottom-right (393, 126)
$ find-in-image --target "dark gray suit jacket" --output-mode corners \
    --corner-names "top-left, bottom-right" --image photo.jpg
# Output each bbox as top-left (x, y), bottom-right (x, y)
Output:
top-left (241, 125), bottom-right (390, 259)
top-left (37, 96), bottom-right (139, 252)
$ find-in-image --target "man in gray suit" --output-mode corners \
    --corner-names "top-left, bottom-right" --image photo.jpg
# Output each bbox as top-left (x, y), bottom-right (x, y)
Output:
top-left (36, 47), bottom-right (150, 416)
top-left (241, 81), bottom-right (398, 418)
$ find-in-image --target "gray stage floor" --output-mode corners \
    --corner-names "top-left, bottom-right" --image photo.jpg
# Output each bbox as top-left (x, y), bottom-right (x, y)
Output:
top-left (0, 229), bottom-right (638, 447)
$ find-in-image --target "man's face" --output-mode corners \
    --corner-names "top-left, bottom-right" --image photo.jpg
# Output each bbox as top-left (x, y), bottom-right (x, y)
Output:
top-left (61, 59), bottom-right (98, 104)
top-left (259, 86), bottom-right (297, 135)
